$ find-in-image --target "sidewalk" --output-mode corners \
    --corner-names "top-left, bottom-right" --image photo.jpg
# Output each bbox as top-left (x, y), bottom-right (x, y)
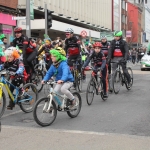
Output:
top-left (1, 125), bottom-right (150, 150)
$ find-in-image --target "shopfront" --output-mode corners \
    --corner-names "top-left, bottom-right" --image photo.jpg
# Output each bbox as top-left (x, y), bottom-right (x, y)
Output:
top-left (0, 13), bottom-right (16, 44)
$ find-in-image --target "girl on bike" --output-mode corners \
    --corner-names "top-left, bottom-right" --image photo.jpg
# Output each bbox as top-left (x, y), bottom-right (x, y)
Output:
top-left (41, 49), bottom-right (76, 108)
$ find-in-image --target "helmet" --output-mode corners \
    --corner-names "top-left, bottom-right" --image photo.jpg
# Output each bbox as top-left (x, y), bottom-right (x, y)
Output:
top-left (5, 47), bottom-right (20, 58)
top-left (14, 27), bottom-right (22, 33)
top-left (114, 31), bottom-right (122, 37)
top-left (29, 39), bottom-right (36, 48)
top-left (65, 28), bottom-right (74, 33)
top-left (56, 47), bottom-right (66, 56)
top-left (93, 42), bottom-right (102, 48)
top-left (101, 35), bottom-right (107, 40)
top-left (0, 34), bottom-right (6, 40)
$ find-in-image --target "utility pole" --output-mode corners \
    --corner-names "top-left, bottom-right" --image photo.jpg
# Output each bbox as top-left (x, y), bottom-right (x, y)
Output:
top-left (26, 0), bottom-right (31, 37)
top-left (45, 3), bottom-right (48, 35)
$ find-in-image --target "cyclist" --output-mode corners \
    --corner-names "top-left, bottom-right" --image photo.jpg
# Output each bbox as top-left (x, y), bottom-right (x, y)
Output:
top-left (64, 28), bottom-right (82, 73)
top-left (101, 36), bottom-right (111, 75)
top-left (108, 31), bottom-right (131, 89)
top-left (12, 27), bottom-right (37, 79)
top-left (38, 37), bottom-right (53, 70)
top-left (82, 42), bottom-right (108, 98)
top-left (41, 49), bottom-right (76, 109)
top-left (3, 48), bottom-right (25, 110)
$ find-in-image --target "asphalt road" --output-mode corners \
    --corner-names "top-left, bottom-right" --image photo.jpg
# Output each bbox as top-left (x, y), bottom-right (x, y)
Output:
top-left (1, 62), bottom-right (150, 150)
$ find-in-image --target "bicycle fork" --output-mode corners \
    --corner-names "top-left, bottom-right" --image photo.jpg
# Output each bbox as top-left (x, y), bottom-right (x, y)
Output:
top-left (43, 94), bottom-right (53, 113)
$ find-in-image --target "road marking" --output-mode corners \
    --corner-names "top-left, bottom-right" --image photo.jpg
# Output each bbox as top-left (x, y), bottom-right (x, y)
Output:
top-left (2, 125), bottom-right (150, 139)
top-left (2, 110), bottom-right (22, 118)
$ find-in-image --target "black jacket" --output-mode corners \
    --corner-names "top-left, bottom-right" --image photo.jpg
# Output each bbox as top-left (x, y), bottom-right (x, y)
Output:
top-left (108, 38), bottom-right (129, 60)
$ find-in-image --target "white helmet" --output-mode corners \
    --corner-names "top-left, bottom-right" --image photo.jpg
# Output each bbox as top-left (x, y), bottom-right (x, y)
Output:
top-left (65, 28), bottom-right (74, 33)
top-left (5, 47), bottom-right (17, 56)
top-left (101, 36), bottom-right (107, 40)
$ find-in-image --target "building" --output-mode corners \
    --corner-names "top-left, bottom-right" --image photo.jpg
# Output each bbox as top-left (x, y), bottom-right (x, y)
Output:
top-left (0, 0), bottom-right (20, 43)
top-left (17, 0), bottom-right (113, 40)
top-left (127, 2), bottom-right (143, 46)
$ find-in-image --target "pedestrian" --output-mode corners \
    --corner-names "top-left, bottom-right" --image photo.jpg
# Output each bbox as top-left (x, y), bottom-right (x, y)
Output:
top-left (131, 48), bottom-right (137, 64)
top-left (36, 38), bottom-right (42, 50)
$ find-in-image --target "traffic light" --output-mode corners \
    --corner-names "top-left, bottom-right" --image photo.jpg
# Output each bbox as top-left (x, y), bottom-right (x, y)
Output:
top-left (47, 10), bottom-right (54, 29)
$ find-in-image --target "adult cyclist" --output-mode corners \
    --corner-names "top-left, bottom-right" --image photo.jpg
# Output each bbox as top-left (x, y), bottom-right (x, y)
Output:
top-left (101, 36), bottom-right (111, 75)
top-left (13, 27), bottom-right (37, 78)
top-left (108, 31), bottom-right (131, 90)
top-left (64, 28), bottom-right (82, 79)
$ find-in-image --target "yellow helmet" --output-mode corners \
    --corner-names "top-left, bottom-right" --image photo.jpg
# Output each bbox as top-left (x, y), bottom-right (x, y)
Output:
top-left (56, 47), bottom-right (66, 56)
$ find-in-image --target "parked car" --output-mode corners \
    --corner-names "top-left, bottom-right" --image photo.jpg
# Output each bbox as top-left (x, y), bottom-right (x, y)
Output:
top-left (140, 51), bottom-right (150, 71)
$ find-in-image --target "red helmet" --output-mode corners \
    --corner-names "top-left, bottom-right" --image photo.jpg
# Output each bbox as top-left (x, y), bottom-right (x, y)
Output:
top-left (14, 27), bottom-right (22, 32)
top-left (93, 42), bottom-right (102, 48)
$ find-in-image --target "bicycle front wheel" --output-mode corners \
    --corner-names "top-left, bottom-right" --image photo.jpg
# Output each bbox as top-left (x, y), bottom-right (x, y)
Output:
top-left (112, 70), bottom-right (122, 94)
top-left (33, 97), bottom-right (57, 127)
top-left (86, 79), bottom-right (95, 105)
top-left (0, 91), bottom-right (6, 118)
top-left (19, 83), bottom-right (38, 113)
top-left (76, 73), bottom-right (82, 92)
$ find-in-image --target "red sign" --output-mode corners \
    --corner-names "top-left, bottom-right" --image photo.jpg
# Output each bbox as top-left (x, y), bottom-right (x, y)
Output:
top-left (81, 30), bottom-right (87, 37)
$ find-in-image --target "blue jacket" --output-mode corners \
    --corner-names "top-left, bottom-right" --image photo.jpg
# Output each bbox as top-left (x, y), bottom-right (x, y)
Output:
top-left (43, 61), bottom-right (74, 82)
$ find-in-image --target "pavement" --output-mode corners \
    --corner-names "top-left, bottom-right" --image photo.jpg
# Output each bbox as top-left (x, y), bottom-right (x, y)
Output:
top-left (0, 62), bottom-right (150, 150)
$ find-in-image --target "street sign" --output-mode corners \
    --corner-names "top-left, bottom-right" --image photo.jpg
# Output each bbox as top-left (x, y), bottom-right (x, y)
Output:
top-left (30, 0), bottom-right (34, 20)
top-left (12, 16), bottom-right (26, 20)
top-left (126, 30), bottom-right (132, 37)
top-left (81, 30), bottom-right (87, 38)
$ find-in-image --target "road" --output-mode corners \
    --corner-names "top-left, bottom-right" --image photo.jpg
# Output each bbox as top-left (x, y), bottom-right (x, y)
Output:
top-left (0, 63), bottom-right (150, 150)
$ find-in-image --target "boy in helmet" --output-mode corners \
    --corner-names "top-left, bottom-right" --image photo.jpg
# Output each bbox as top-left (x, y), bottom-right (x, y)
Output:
top-left (41, 49), bottom-right (77, 109)
top-left (82, 42), bottom-right (108, 98)
top-left (108, 31), bottom-right (131, 90)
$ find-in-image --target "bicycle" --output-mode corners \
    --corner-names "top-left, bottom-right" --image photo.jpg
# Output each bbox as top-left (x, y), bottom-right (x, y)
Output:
top-left (111, 61), bottom-right (133, 94)
top-left (33, 80), bottom-right (82, 126)
top-left (70, 58), bottom-right (83, 92)
top-left (0, 69), bottom-right (38, 118)
top-left (86, 66), bottom-right (107, 105)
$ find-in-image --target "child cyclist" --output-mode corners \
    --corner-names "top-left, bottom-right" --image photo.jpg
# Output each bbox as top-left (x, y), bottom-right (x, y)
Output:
top-left (82, 42), bottom-right (108, 98)
top-left (41, 49), bottom-right (76, 108)
top-left (3, 47), bottom-right (25, 109)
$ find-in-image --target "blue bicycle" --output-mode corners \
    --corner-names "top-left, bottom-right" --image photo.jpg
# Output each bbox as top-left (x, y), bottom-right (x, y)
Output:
top-left (0, 69), bottom-right (38, 118)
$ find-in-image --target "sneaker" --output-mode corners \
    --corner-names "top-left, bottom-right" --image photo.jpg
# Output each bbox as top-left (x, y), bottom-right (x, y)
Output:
top-left (69, 98), bottom-right (76, 109)
top-left (109, 88), bottom-right (113, 93)
top-left (7, 100), bottom-right (15, 110)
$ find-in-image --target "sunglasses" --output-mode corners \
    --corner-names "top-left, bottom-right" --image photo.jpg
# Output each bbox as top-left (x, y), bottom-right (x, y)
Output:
top-left (15, 32), bottom-right (21, 34)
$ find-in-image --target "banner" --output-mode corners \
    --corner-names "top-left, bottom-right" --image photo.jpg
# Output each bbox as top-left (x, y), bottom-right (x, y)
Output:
top-left (126, 30), bottom-right (132, 37)
top-left (30, 0), bottom-right (34, 20)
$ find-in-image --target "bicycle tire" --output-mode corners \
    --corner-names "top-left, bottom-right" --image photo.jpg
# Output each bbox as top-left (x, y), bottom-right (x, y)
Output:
top-left (33, 97), bottom-right (57, 127)
top-left (77, 73), bottom-right (82, 92)
top-left (20, 83), bottom-right (38, 113)
top-left (33, 69), bottom-right (44, 93)
top-left (98, 79), bottom-right (107, 101)
top-left (0, 91), bottom-right (6, 118)
top-left (112, 70), bottom-right (122, 94)
top-left (67, 92), bottom-right (82, 118)
top-left (86, 79), bottom-right (95, 105)
top-left (125, 67), bottom-right (133, 90)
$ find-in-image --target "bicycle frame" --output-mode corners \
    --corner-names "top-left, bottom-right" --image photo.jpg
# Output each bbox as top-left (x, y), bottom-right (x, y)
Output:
top-left (0, 75), bottom-right (33, 104)
top-left (38, 58), bottom-right (47, 72)
top-left (43, 83), bottom-right (68, 112)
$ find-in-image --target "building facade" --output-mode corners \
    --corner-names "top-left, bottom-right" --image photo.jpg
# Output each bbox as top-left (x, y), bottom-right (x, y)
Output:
top-left (17, 0), bottom-right (113, 39)
top-left (0, 0), bottom-right (18, 43)
top-left (127, 2), bottom-right (142, 45)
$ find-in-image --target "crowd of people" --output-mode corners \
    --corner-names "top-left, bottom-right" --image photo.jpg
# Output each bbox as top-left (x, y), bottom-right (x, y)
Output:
top-left (0, 27), bottom-right (135, 110)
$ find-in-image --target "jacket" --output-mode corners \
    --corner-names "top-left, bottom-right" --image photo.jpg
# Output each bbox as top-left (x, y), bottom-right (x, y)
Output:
top-left (108, 38), bottom-right (129, 60)
top-left (43, 61), bottom-right (74, 82)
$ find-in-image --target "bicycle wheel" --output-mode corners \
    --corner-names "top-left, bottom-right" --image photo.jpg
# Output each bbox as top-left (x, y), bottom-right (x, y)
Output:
top-left (67, 92), bottom-right (82, 118)
top-left (33, 97), bottom-right (57, 127)
top-left (76, 73), bottom-right (82, 92)
top-left (33, 69), bottom-right (44, 93)
top-left (112, 70), bottom-right (122, 94)
top-left (0, 91), bottom-right (6, 118)
top-left (86, 79), bottom-right (95, 105)
top-left (98, 79), bottom-right (107, 101)
top-left (19, 83), bottom-right (38, 113)
top-left (125, 67), bottom-right (133, 90)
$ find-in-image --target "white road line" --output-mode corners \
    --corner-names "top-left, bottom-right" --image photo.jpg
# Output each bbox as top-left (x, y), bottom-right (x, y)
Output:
top-left (2, 125), bottom-right (150, 139)
top-left (2, 110), bottom-right (23, 118)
